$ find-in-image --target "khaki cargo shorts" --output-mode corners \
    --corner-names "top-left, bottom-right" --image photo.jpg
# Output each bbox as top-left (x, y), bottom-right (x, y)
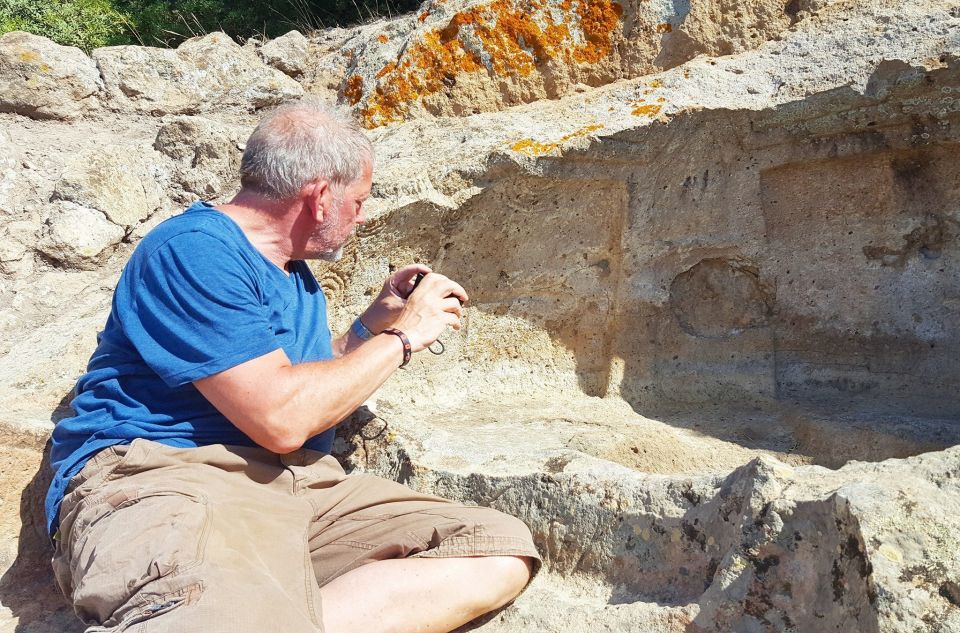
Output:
top-left (52, 439), bottom-right (541, 632)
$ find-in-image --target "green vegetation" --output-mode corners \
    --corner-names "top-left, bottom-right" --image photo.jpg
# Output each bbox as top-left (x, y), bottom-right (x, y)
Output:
top-left (0, 0), bottom-right (422, 51)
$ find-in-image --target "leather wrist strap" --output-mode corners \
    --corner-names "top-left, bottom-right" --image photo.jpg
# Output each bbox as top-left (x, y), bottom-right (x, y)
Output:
top-left (381, 328), bottom-right (412, 368)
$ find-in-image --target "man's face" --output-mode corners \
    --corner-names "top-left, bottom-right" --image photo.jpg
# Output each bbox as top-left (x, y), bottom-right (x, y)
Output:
top-left (308, 162), bottom-right (372, 260)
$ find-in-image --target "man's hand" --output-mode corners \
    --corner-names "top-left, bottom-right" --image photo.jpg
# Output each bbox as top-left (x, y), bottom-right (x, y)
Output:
top-left (392, 271), bottom-right (468, 352)
top-left (359, 264), bottom-right (433, 334)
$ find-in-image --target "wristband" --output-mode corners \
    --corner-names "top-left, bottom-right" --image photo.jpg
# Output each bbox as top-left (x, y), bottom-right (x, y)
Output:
top-left (382, 328), bottom-right (412, 368)
top-left (351, 316), bottom-right (375, 341)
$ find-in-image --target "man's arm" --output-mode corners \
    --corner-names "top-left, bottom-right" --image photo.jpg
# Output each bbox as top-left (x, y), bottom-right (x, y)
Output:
top-left (194, 272), bottom-right (467, 453)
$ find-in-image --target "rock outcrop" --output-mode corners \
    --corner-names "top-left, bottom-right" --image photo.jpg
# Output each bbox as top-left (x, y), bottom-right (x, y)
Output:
top-left (93, 32), bottom-right (304, 115)
top-left (0, 0), bottom-right (958, 631)
top-left (0, 32), bottom-right (102, 120)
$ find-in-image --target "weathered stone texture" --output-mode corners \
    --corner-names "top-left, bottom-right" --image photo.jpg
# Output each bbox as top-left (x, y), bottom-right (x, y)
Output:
top-left (52, 146), bottom-right (167, 229)
top-left (36, 202), bottom-right (126, 269)
top-left (0, 32), bottom-right (102, 120)
top-left (259, 30), bottom-right (311, 77)
top-left (153, 116), bottom-right (247, 200)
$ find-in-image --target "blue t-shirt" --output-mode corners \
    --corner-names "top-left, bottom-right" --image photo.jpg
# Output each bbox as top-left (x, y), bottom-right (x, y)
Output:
top-left (46, 201), bottom-right (335, 534)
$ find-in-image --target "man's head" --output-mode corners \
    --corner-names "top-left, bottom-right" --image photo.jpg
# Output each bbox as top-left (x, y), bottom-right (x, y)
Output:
top-left (239, 100), bottom-right (374, 259)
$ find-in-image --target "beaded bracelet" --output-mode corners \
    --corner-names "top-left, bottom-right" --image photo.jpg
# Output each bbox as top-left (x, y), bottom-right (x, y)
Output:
top-left (382, 328), bottom-right (412, 368)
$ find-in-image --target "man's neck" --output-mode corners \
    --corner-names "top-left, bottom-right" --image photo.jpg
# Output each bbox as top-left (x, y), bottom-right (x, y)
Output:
top-left (216, 191), bottom-right (297, 274)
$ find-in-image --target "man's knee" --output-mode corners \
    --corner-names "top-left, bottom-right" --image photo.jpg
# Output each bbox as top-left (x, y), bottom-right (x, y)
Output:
top-left (469, 555), bottom-right (535, 611)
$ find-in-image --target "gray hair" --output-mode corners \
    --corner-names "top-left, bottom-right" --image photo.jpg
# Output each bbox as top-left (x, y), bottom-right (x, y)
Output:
top-left (240, 99), bottom-right (374, 200)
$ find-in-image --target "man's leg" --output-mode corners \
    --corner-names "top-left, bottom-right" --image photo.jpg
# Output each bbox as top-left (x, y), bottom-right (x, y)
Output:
top-left (54, 441), bottom-right (327, 633)
top-left (294, 455), bottom-right (542, 632)
top-left (320, 555), bottom-right (534, 633)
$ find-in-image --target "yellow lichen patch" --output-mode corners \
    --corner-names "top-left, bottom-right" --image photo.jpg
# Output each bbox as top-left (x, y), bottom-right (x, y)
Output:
top-left (656, 96), bottom-right (666, 103)
top-left (377, 34), bottom-right (389, 44)
top-left (343, 75), bottom-right (364, 105)
top-left (511, 138), bottom-right (559, 155)
top-left (656, 23), bottom-right (673, 33)
top-left (510, 123), bottom-right (605, 157)
top-left (631, 103), bottom-right (662, 117)
top-left (17, 50), bottom-right (40, 63)
top-left (358, 0), bottom-right (624, 127)
top-left (649, 79), bottom-right (664, 88)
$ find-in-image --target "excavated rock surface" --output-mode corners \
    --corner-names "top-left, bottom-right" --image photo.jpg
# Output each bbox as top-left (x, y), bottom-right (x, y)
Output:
top-left (0, 0), bottom-right (958, 631)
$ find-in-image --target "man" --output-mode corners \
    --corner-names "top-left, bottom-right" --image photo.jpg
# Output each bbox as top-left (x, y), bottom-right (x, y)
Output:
top-left (46, 102), bottom-right (540, 632)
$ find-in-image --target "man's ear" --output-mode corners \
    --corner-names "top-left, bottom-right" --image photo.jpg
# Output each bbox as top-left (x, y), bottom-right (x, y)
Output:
top-left (302, 179), bottom-right (335, 223)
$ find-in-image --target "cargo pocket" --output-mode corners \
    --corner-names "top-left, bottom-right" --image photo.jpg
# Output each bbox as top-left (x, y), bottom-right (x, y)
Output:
top-left (60, 487), bottom-right (210, 629)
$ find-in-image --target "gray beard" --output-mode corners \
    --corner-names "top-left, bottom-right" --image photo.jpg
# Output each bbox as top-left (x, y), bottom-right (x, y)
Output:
top-left (319, 246), bottom-right (344, 262)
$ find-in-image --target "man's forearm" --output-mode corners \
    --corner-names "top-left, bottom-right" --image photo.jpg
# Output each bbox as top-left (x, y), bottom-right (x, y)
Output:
top-left (273, 333), bottom-right (404, 447)
top-left (195, 334), bottom-right (405, 454)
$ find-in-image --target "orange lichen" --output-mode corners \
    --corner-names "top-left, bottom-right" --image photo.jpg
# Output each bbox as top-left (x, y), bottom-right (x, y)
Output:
top-left (656, 96), bottom-right (666, 103)
top-left (376, 62), bottom-right (397, 79)
top-left (377, 34), bottom-right (389, 44)
top-left (343, 74), bottom-right (364, 105)
top-left (418, 11), bottom-right (431, 22)
top-left (510, 123), bottom-right (605, 157)
top-left (631, 104), bottom-right (662, 117)
top-left (572, 0), bottom-right (623, 64)
top-left (656, 23), bottom-right (673, 33)
top-left (358, 0), bottom-right (624, 127)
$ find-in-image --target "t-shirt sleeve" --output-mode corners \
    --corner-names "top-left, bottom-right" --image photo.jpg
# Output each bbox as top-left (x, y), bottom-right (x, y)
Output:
top-left (119, 231), bottom-right (281, 387)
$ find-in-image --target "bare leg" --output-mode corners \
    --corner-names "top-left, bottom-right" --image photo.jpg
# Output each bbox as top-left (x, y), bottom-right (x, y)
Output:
top-left (319, 555), bottom-right (534, 633)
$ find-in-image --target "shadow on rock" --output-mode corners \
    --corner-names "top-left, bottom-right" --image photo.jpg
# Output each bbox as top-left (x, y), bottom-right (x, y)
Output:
top-left (0, 439), bottom-right (82, 632)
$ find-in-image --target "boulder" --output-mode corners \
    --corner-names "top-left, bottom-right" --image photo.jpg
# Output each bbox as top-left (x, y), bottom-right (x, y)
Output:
top-left (259, 30), bottom-right (311, 78)
top-left (93, 32), bottom-right (305, 115)
top-left (0, 32), bottom-right (102, 121)
top-left (36, 201), bottom-right (125, 269)
top-left (51, 146), bottom-right (167, 229)
top-left (153, 115), bottom-right (247, 200)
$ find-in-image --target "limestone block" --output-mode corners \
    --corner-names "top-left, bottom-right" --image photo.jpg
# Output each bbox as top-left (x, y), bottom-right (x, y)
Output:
top-left (259, 30), bottom-right (310, 78)
top-left (93, 32), bottom-right (304, 115)
top-left (0, 31), bottom-right (102, 121)
top-left (37, 201), bottom-right (125, 269)
top-left (153, 115), bottom-right (246, 198)
top-left (52, 146), bottom-right (166, 229)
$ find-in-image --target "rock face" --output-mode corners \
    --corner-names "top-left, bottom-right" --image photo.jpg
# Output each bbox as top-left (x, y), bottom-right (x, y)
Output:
top-left (327, 0), bottom-right (806, 127)
top-left (93, 32), bottom-right (304, 115)
top-left (0, 0), bottom-right (959, 631)
top-left (0, 32), bottom-right (102, 120)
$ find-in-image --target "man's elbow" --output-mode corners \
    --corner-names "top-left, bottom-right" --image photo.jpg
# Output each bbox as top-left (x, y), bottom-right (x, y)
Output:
top-left (254, 414), bottom-right (308, 455)
top-left (255, 412), bottom-right (336, 455)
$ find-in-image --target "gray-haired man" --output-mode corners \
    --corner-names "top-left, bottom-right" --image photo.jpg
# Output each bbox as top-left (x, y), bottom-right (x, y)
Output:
top-left (48, 102), bottom-right (540, 632)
